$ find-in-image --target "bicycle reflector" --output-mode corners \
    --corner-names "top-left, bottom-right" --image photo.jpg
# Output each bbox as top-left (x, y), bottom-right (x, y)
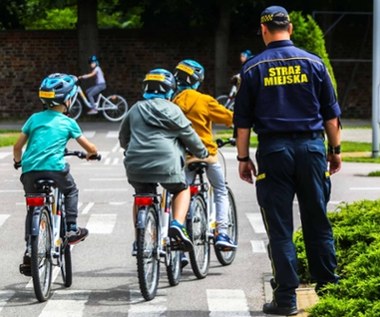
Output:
top-left (190, 185), bottom-right (199, 196)
top-left (134, 196), bottom-right (153, 206)
top-left (26, 196), bottom-right (45, 206)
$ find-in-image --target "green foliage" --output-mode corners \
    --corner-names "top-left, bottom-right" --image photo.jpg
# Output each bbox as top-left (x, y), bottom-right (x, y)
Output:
top-left (295, 200), bottom-right (380, 316)
top-left (290, 11), bottom-right (337, 94)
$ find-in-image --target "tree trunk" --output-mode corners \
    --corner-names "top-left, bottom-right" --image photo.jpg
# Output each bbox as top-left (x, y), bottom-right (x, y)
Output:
top-left (77, 0), bottom-right (98, 75)
top-left (214, 0), bottom-right (231, 97)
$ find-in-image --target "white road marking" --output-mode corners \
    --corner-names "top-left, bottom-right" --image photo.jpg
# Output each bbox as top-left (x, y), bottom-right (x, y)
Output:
top-left (112, 143), bottom-right (120, 153)
top-left (83, 131), bottom-right (96, 138)
top-left (0, 291), bottom-right (15, 313)
top-left (0, 215), bottom-right (10, 227)
top-left (106, 131), bottom-right (119, 138)
top-left (0, 152), bottom-right (11, 160)
top-left (246, 213), bottom-right (266, 234)
top-left (84, 188), bottom-right (128, 192)
top-left (81, 202), bottom-right (94, 215)
top-left (86, 214), bottom-right (117, 234)
top-left (207, 289), bottom-right (250, 316)
top-left (0, 189), bottom-right (23, 193)
top-left (112, 158), bottom-right (119, 165)
top-left (251, 240), bottom-right (267, 253)
top-left (350, 187), bottom-right (380, 190)
top-left (38, 290), bottom-right (90, 317)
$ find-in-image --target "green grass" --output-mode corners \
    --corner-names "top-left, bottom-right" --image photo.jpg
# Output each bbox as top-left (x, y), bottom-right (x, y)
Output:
top-left (0, 130), bottom-right (19, 147)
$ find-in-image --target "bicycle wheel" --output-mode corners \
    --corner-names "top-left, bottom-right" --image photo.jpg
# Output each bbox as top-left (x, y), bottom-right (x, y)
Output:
top-left (165, 213), bottom-right (181, 286)
top-left (68, 99), bottom-right (82, 120)
top-left (136, 206), bottom-right (160, 301)
top-left (216, 95), bottom-right (228, 106)
top-left (214, 187), bottom-right (238, 266)
top-left (187, 195), bottom-right (210, 279)
top-left (31, 207), bottom-right (53, 302)
top-left (102, 94), bottom-right (128, 122)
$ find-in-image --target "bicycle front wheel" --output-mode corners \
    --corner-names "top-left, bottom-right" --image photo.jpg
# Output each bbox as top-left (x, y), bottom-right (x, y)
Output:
top-left (136, 206), bottom-right (160, 301)
top-left (31, 208), bottom-right (53, 302)
top-left (214, 187), bottom-right (238, 265)
top-left (216, 95), bottom-right (228, 106)
top-left (68, 99), bottom-right (82, 120)
top-left (188, 195), bottom-right (210, 279)
top-left (102, 94), bottom-right (128, 122)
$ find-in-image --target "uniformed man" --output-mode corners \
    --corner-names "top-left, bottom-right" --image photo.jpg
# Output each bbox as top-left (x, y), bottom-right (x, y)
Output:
top-left (233, 5), bottom-right (341, 316)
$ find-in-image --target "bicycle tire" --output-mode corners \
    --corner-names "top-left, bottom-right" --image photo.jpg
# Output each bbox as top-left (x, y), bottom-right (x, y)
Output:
top-left (60, 214), bottom-right (72, 287)
top-left (68, 99), bottom-right (82, 120)
top-left (166, 212), bottom-right (181, 286)
top-left (214, 187), bottom-right (238, 265)
top-left (102, 94), bottom-right (128, 122)
top-left (31, 207), bottom-right (53, 302)
top-left (216, 95), bottom-right (228, 106)
top-left (136, 206), bottom-right (160, 301)
top-left (187, 195), bottom-right (210, 279)
top-left (216, 95), bottom-right (234, 111)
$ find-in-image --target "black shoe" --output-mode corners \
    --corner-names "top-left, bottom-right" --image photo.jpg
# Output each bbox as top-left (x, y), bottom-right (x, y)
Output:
top-left (263, 301), bottom-right (298, 316)
top-left (270, 278), bottom-right (277, 289)
top-left (180, 252), bottom-right (189, 269)
top-left (19, 255), bottom-right (32, 276)
top-left (67, 227), bottom-right (89, 245)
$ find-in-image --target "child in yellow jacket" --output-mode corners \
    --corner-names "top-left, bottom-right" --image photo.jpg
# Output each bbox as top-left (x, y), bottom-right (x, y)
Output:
top-left (173, 59), bottom-right (237, 253)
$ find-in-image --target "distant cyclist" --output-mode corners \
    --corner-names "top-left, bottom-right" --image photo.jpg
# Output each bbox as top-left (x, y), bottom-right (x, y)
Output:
top-left (78, 55), bottom-right (106, 115)
top-left (13, 73), bottom-right (98, 275)
top-left (173, 59), bottom-right (237, 251)
top-left (119, 68), bottom-right (208, 255)
top-left (231, 49), bottom-right (254, 86)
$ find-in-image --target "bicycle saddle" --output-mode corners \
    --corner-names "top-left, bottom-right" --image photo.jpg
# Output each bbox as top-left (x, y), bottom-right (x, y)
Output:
top-left (35, 179), bottom-right (56, 191)
top-left (188, 161), bottom-right (208, 172)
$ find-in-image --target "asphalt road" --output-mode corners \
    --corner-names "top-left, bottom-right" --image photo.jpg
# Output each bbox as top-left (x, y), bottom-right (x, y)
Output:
top-left (0, 121), bottom-right (379, 316)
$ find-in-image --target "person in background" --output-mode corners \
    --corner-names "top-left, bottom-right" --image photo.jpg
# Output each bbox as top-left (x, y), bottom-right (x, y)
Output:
top-left (234, 5), bottom-right (341, 316)
top-left (78, 55), bottom-right (106, 115)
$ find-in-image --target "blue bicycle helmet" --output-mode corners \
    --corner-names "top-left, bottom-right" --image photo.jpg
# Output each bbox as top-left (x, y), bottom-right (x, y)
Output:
top-left (241, 49), bottom-right (253, 59)
top-left (39, 73), bottom-right (78, 107)
top-left (88, 55), bottom-right (99, 65)
top-left (174, 59), bottom-right (205, 90)
top-left (142, 68), bottom-right (176, 100)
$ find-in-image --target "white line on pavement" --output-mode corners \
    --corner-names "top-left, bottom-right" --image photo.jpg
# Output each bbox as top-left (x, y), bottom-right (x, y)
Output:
top-left (84, 188), bottom-right (128, 192)
top-left (128, 289), bottom-right (167, 315)
top-left (86, 214), bottom-right (117, 234)
top-left (0, 215), bottom-right (10, 227)
top-left (0, 152), bottom-right (11, 159)
top-left (207, 289), bottom-right (250, 316)
top-left (0, 291), bottom-right (15, 313)
top-left (83, 131), bottom-right (96, 138)
top-left (251, 240), bottom-right (267, 253)
top-left (246, 213), bottom-right (266, 234)
top-left (81, 202), bottom-right (94, 215)
top-left (350, 187), bottom-right (380, 190)
top-left (106, 131), bottom-right (119, 138)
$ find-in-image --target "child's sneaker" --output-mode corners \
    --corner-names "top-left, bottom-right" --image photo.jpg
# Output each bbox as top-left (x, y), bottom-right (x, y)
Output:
top-left (19, 254), bottom-right (32, 276)
top-left (131, 241), bottom-right (137, 256)
top-left (215, 233), bottom-right (237, 251)
top-left (66, 224), bottom-right (89, 245)
top-left (87, 109), bottom-right (98, 115)
top-left (180, 252), bottom-right (189, 269)
top-left (169, 220), bottom-right (193, 252)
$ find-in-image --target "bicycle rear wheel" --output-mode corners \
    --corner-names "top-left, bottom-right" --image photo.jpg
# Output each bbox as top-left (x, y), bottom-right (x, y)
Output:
top-left (214, 187), bottom-right (238, 265)
top-left (187, 195), bottom-right (210, 279)
top-left (102, 94), bottom-right (128, 122)
top-left (60, 215), bottom-right (72, 287)
top-left (136, 206), bottom-right (160, 301)
top-left (68, 99), bottom-right (82, 120)
top-left (31, 207), bottom-right (53, 302)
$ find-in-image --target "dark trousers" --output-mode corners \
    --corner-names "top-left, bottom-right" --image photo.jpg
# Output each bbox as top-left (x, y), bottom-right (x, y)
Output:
top-left (21, 165), bottom-right (79, 239)
top-left (256, 134), bottom-right (338, 306)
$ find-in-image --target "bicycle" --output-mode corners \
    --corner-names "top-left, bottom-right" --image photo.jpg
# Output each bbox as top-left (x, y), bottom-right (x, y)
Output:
top-left (186, 138), bottom-right (238, 279)
top-left (18, 150), bottom-right (101, 302)
top-left (216, 77), bottom-right (238, 111)
top-left (68, 79), bottom-right (128, 122)
top-left (133, 188), bottom-right (182, 301)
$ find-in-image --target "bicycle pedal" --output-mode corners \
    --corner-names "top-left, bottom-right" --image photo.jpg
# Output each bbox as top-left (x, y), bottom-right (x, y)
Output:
top-left (19, 264), bottom-right (32, 276)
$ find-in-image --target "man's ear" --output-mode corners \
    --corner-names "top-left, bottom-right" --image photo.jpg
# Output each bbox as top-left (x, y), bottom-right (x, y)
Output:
top-left (288, 23), bottom-right (293, 36)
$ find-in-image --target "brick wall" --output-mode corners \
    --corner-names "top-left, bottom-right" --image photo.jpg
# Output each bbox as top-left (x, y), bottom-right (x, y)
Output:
top-left (0, 29), bottom-right (373, 119)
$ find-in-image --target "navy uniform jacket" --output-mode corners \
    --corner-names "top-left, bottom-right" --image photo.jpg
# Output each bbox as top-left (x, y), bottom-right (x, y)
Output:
top-left (233, 40), bottom-right (341, 134)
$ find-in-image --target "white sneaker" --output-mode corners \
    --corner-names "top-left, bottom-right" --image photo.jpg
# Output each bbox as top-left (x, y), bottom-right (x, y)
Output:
top-left (88, 109), bottom-right (98, 115)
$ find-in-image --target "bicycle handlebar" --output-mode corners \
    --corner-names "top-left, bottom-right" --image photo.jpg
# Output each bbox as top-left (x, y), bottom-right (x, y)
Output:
top-left (64, 150), bottom-right (102, 161)
top-left (216, 138), bottom-right (236, 148)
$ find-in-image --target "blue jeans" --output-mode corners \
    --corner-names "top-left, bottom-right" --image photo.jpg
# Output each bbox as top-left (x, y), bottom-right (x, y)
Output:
top-left (86, 83), bottom-right (106, 108)
top-left (255, 134), bottom-right (338, 306)
top-left (186, 162), bottom-right (229, 233)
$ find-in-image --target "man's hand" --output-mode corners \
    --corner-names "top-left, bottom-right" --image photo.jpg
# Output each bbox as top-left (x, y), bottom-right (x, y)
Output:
top-left (327, 153), bottom-right (342, 175)
top-left (238, 159), bottom-right (257, 184)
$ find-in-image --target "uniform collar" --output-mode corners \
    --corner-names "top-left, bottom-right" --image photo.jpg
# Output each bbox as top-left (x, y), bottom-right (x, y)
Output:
top-left (267, 40), bottom-right (294, 49)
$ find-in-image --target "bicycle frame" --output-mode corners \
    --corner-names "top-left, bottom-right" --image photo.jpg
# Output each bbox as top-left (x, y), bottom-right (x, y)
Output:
top-left (72, 86), bottom-right (119, 111)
